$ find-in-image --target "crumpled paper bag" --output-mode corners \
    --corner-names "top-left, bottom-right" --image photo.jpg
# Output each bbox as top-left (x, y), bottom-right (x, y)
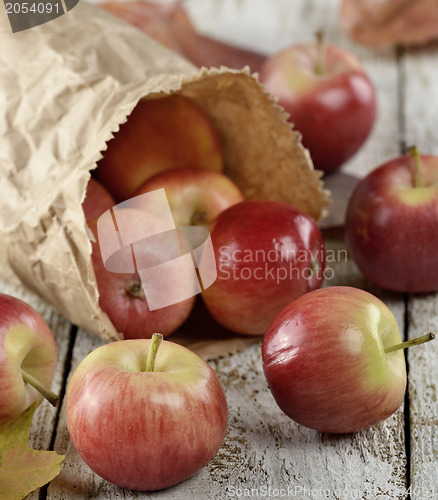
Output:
top-left (0, 1), bottom-right (329, 358)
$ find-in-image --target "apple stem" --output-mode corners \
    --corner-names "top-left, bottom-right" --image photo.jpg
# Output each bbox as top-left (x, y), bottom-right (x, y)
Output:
top-left (315, 29), bottom-right (325, 75)
top-left (407, 145), bottom-right (423, 188)
top-left (145, 333), bottom-right (164, 372)
top-left (307, 259), bottom-right (320, 279)
top-left (191, 210), bottom-right (208, 227)
top-left (21, 369), bottom-right (59, 407)
top-left (384, 332), bottom-right (435, 354)
top-left (125, 281), bottom-right (143, 299)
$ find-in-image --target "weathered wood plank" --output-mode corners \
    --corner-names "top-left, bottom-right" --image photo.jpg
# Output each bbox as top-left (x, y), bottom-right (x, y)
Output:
top-left (48, 328), bottom-right (108, 499)
top-left (402, 43), bottom-right (438, 500)
top-left (406, 295), bottom-right (438, 500)
top-left (402, 45), bottom-right (438, 156)
top-left (0, 277), bottom-right (72, 500)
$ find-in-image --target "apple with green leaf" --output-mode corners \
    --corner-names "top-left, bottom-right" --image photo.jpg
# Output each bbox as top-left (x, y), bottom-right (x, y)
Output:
top-left (262, 286), bottom-right (434, 433)
top-left (259, 32), bottom-right (377, 173)
top-left (345, 146), bottom-right (438, 292)
top-left (0, 294), bottom-right (58, 423)
top-left (66, 333), bottom-right (228, 491)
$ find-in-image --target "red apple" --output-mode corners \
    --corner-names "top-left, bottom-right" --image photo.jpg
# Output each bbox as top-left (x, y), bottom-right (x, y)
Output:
top-left (262, 286), bottom-right (423, 433)
top-left (201, 200), bottom-right (325, 335)
top-left (96, 95), bottom-right (224, 201)
top-left (0, 294), bottom-right (58, 422)
top-left (127, 167), bottom-right (244, 230)
top-left (82, 177), bottom-right (115, 221)
top-left (88, 207), bottom-right (196, 339)
top-left (66, 333), bottom-right (228, 491)
top-left (345, 147), bottom-right (438, 293)
top-left (259, 33), bottom-right (377, 173)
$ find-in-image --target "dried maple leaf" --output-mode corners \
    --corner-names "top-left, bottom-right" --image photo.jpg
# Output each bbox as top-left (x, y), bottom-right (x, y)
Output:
top-left (0, 403), bottom-right (65, 500)
top-left (101, 1), bottom-right (266, 71)
top-left (341, 0), bottom-right (438, 47)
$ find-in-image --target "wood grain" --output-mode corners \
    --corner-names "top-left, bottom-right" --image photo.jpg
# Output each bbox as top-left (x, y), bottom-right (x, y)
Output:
top-left (403, 42), bottom-right (438, 500)
top-left (407, 295), bottom-right (438, 500)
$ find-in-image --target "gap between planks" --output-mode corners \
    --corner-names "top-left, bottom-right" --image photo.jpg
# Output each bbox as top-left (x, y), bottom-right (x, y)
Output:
top-left (38, 325), bottom-right (78, 500)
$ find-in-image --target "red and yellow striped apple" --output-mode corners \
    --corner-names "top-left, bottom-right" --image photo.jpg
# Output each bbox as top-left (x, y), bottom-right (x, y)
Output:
top-left (345, 148), bottom-right (438, 293)
top-left (88, 208), bottom-right (196, 339)
top-left (262, 286), bottom-right (433, 433)
top-left (259, 35), bottom-right (377, 173)
top-left (0, 294), bottom-right (58, 422)
top-left (66, 334), bottom-right (228, 491)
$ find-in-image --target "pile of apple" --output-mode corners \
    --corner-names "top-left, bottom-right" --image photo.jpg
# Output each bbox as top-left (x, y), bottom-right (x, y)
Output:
top-left (262, 144), bottom-right (438, 434)
top-left (83, 93), bottom-right (326, 340)
top-left (0, 296), bottom-right (228, 492)
top-left (1, 35), bottom-right (436, 495)
top-left (82, 32), bottom-right (382, 341)
top-left (77, 35), bottom-right (434, 489)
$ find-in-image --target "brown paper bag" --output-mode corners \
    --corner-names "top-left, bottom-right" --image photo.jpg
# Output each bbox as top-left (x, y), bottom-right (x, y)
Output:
top-left (0, 2), bottom-right (329, 358)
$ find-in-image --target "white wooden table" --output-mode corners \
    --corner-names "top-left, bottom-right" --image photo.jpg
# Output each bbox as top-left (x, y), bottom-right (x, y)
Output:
top-left (5, 0), bottom-right (437, 498)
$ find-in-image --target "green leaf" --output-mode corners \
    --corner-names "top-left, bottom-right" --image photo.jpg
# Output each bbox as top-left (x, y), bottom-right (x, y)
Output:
top-left (0, 403), bottom-right (65, 500)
